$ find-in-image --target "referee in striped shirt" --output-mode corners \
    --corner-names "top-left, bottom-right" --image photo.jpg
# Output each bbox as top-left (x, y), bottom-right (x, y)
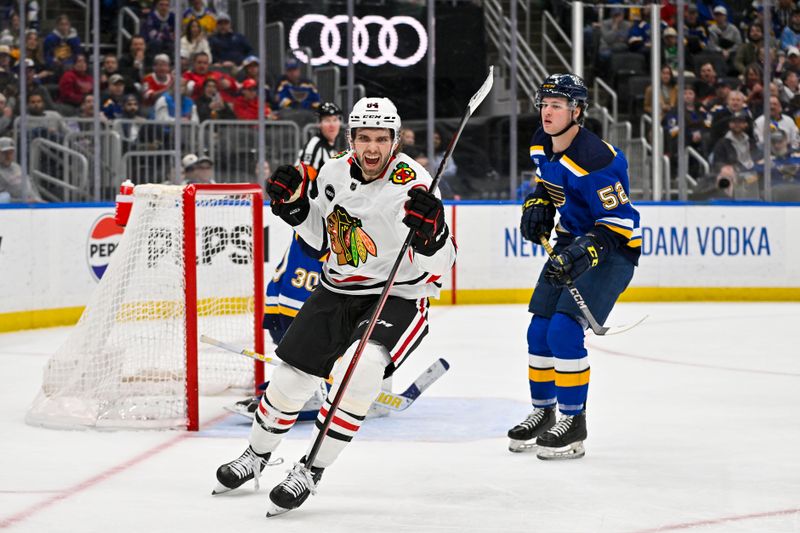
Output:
top-left (296, 102), bottom-right (344, 170)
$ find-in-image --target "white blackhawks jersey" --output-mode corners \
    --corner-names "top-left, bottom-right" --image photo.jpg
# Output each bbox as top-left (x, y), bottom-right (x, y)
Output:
top-left (293, 150), bottom-right (456, 299)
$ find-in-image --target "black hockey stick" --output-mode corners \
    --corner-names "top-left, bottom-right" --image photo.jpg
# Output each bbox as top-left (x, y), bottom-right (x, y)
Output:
top-left (539, 235), bottom-right (647, 336)
top-left (303, 67), bottom-right (495, 472)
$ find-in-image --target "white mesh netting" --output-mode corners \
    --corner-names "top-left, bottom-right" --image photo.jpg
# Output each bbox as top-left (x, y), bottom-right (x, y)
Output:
top-left (26, 184), bottom-right (259, 430)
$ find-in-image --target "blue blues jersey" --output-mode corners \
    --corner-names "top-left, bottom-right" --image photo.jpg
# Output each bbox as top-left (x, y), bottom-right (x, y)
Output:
top-left (265, 235), bottom-right (326, 319)
top-left (528, 127), bottom-right (641, 264)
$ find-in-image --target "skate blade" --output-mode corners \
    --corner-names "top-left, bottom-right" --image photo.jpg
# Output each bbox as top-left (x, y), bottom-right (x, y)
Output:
top-left (508, 439), bottom-right (538, 453)
top-left (536, 441), bottom-right (586, 461)
top-left (211, 482), bottom-right (234, 495)
top-left (222, 405), bottom-right (255, 420)
top-left (266, 504), bottom-right (291, 518)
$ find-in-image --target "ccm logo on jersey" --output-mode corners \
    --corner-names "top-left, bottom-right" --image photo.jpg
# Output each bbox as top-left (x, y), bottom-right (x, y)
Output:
top-left (390, 162), bottom-right (416, 185)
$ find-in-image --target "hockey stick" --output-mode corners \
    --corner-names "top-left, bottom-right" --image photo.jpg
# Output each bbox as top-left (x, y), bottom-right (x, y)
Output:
top-left (538, 235), bottom-right (647, 336)
top-left (202, 334), bottom-right (450, 412)
top-left (303, 67), bottom-right (495, 472)
top-left (200, 334), bottom-right (279, 365)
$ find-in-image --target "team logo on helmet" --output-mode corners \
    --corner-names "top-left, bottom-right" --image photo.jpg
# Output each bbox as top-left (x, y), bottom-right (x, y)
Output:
top-left (390, 162), bottom-right (416, 185)
top-left (326, 205), bottom-right (377, 267)
top-left (87, 214), bottom-right (124, 281)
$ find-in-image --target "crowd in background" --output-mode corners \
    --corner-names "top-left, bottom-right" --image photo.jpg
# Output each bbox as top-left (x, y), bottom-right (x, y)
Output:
top-left (585, 0), bottom-right (800, 199)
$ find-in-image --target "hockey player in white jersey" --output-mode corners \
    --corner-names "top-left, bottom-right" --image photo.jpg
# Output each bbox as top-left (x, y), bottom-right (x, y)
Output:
top-left (213, 97), bottom-right (456, 517)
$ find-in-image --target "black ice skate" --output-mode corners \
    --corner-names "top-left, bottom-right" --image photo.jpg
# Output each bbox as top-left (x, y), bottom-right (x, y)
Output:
top-left (507, 406), bottom-right (556, 452)
top-left (266, 458), bottom-right (324, 517)
top-left (536, 411), bottom-right (587, 460)
top-left (212, 445), bottom-right (281, 495)
top-left (224, 395), bottom-right (260, 420)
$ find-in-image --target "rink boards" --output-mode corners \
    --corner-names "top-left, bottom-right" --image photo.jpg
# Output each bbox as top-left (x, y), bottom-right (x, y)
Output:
top-left (1, 201), bottom-right (799, 331)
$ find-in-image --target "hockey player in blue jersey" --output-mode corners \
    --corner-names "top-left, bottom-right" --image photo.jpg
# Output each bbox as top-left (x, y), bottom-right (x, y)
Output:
top-left (507, 74), bottom-right (641, 460)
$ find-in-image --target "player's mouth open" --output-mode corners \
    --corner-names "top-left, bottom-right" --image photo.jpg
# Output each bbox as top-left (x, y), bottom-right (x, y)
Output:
top-left (364, 155), bottom-right (380, 166)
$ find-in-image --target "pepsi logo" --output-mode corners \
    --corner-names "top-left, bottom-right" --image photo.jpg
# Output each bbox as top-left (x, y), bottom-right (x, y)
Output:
top-left (87, 214), bottom-right (124, 281)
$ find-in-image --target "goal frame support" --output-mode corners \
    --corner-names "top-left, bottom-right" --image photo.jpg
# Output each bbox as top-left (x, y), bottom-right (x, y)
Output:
top-left (183, 183), bottom-right (265, 431)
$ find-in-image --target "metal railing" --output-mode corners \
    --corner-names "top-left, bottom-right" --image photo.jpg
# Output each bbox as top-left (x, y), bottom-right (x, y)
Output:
top-left (121, 150), bottom-right (179, 184)
top-left (117, 7), bottom-right (141, 57)
top-left (483, 0), bottom-right (545, 104)
top-left (541, 10), bottom-right (572, 73)
top-left (199, 120), bottom-right (301, 182)
top-left (29, 138), bottom-right (90, 202)
top-left (593, 77), bottom-right (618, 125)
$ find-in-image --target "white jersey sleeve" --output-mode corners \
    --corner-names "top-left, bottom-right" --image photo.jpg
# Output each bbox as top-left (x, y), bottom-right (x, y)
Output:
top-left (293, 151), bottom-right (455, 300)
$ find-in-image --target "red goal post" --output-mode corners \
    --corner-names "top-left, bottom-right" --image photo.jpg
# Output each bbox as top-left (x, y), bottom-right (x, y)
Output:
top-left (27, 183), bottom-right (266, 431)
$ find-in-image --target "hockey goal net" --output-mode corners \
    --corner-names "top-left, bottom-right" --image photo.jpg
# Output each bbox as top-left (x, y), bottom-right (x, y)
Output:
top-left (26, 183), bottom-right (265, 431)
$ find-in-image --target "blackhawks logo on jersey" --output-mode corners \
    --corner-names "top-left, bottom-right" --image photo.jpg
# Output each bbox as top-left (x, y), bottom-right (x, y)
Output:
top-left (390, 162), bottom-right (416, 185)
top-left (326, 205), bottom-right (377, 267)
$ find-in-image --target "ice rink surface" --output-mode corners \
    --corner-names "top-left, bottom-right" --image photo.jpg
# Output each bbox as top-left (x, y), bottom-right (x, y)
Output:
top-left (1, 302), bottom-right (799, 532)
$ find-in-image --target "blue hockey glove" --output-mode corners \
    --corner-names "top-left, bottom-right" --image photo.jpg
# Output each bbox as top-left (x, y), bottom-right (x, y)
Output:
top-left (544, 234), bottom-right (605, 286)
top-left (520, 189), bottom-right (556, 242)
top-left (403, 188), bottom-right (449, 256)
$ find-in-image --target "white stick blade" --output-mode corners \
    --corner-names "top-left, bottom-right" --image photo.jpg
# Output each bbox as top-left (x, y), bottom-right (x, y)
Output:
top-left (598, 315), bottom-right (649, 336)
top-left (467, 65), bottom-right (495, 115)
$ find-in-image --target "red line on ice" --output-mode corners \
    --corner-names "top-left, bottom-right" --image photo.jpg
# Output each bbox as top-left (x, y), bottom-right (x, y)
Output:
top-left (633, 507), bottom-right (800, 532)
top-left (0, 412), bottom-right (230, 529)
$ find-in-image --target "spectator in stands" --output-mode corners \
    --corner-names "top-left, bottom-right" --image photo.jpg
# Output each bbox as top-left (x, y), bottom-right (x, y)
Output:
top-left (64, 94), bottom-right (106, 134)
top-left (182, 0), bottom-right (216, 35)
top-left (118, 94), bottom-right (146, 149)
top-left (2, 1), bottom-right (39, 32)
top-left (597, 7), bottom-right (631, 71)
top-left (181, 153), bottom-right (214, 184)
top-left (399, 127), bottom-right (418, 154)
top-left (693, 62), bottom-right (719, 106)
top-left (101, 74), bottom-right (127, 119)
top-left (0, 93), bottom-right (12, 137)
top-left (754, 95), bottom-right (799, 149)
top-left (785, 45), bottom-right (800, 73)
top-left (781, 69), bottom-right (800, 102)
top-left (709, 89), bottom-right (751, 146)
top-left (9, 58), bottom-right (55, 112)
top-left (0, 50), bottom-right (17, 102)
top-left (710, 111), bottom-right (757, 174)
top-left (0, 136), bottom-right (41, 203)
top-left (708, 6), bottom-right (742, 69)
top-left (236, 55), bottom-right (258, 83)
top-left (774, 0), bottom-right (796, 34)
top-left (645, 65), bottom-right (678, 115)
top-left (99, 54), bottom-right (121, 91)
top-left (181, 18), bottom-right (212, 64)
top-left (780, 9), bottom-right (800, 51)
top-left (208, 12), bottom-right (252, 68)
top-left (685, 4), bottom-right (709, 54)
top-left (627, 5), bottom-right (654, 56)
top-left (141, 0), bottom-right (176, 60)
top-left (184, 51), bottom-right (237, 102)
top-left (58, 53), bottom-right (93, 110)
top-left (707, 79), bottom-right (733, 110)
top-left (0, 44), bottom-right (11, 74)
top-left (735, 23), bottom-right (766, 75)
top-left (179, 48), bottom-right (191, 72)
top-left (118, 35), bottom-right (147, 89)
top-left (154, 77), bottom-right (198, 123)
top-left (742, 62), bottom-right (768, 111)
top-left (43, 14), bottom-right (82, 73)
top-left (0, 13), bottom-right (20, 51)
top-left (274, 58), bottom-right (320, 125)
top-left (22, 29), bottom-right (51, 81)
top-left (664, 86), bottom-right (710, 157)
top-left (662, 27), bottom-right (682, 73)
top-left (142, 53), bottom-right (173, 107)
top-left (233, 78), bottom-right (271, 120)
top-left (196, 77), bottom-right (234, 121)
top-left (27, 90), bottom-right (69, 140)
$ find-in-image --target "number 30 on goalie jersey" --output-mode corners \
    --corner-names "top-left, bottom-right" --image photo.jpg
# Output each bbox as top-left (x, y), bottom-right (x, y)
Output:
top-left (265, 235), bottom-right (327, 320)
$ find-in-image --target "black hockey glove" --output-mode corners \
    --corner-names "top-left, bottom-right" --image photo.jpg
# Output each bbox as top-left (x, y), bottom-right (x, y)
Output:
top-left (403, 188), bottom-right (449, 256)
top-left (520, 188), bottom-right (556, 242)
top-left (267, 164), bottom-right (311, 226)
top-left (544, 234), bottom-right (606, 286)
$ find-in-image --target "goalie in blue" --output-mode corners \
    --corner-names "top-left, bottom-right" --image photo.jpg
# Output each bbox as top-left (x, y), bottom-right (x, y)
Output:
top-left (507, 74), bottom-right (641, 460)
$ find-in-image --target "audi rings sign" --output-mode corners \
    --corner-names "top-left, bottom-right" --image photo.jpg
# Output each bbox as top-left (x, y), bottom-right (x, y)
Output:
top-left (289, 14), bottom-right (429, 67)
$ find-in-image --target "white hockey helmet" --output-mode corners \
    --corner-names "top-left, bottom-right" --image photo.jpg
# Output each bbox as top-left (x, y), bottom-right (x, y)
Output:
top-left (348, 97), bottom-right (401, 151)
